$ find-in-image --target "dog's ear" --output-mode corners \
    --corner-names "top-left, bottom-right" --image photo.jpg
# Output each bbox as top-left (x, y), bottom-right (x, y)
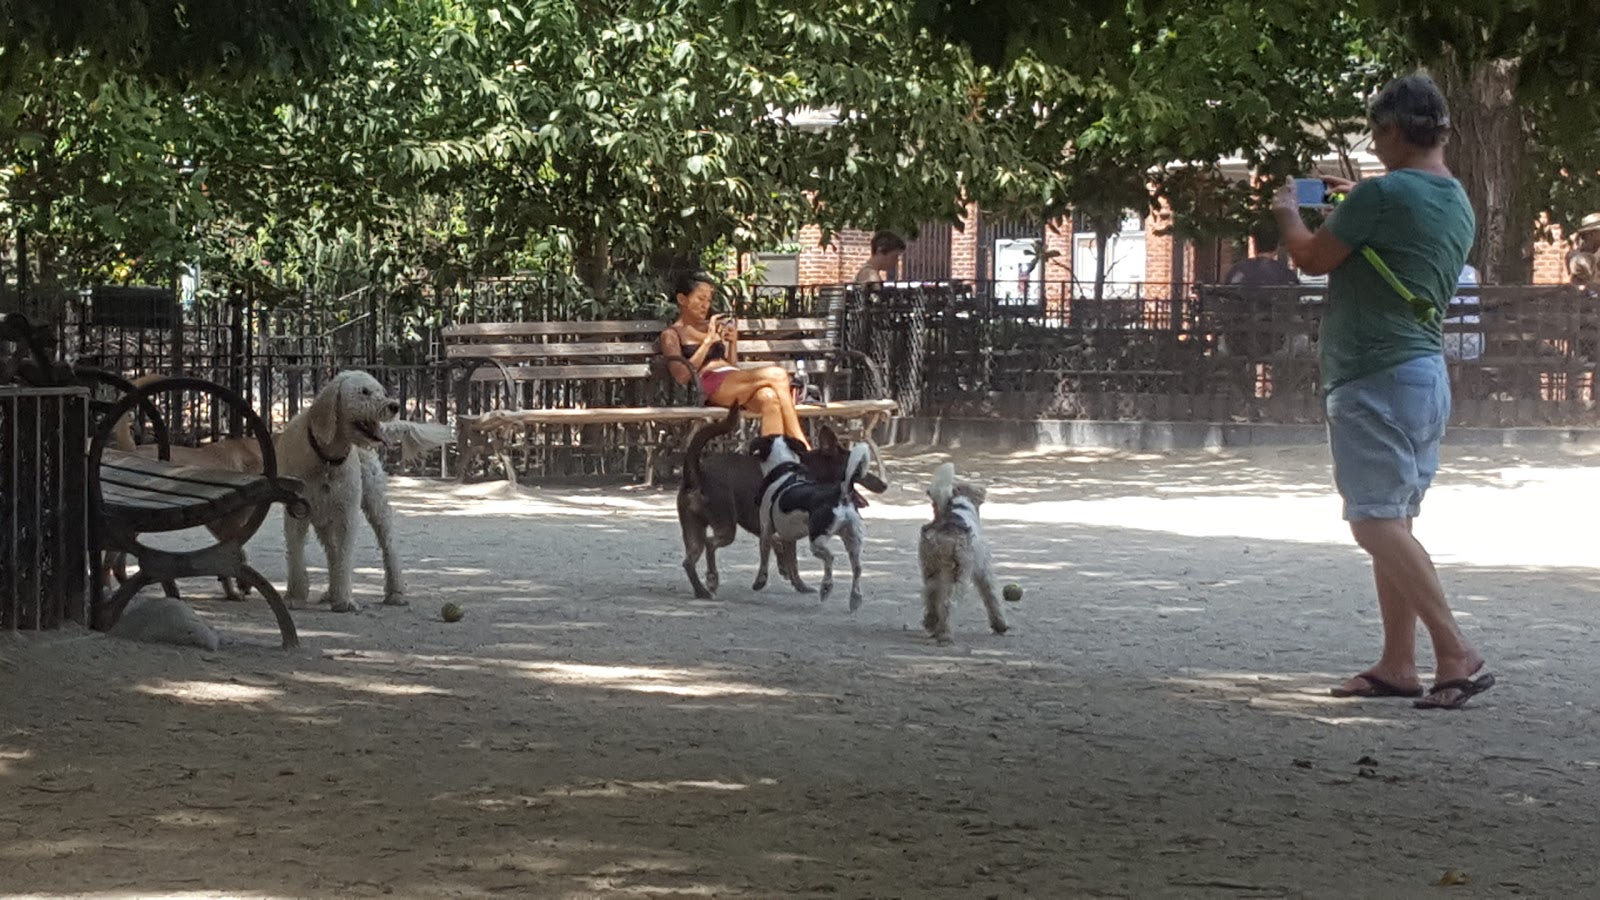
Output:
top-left (958, 483), bottom-right (987, 505)
top-left (814, 425), bottom-right (840, 452)
top-left (308, 375), bottom-right (346, 446)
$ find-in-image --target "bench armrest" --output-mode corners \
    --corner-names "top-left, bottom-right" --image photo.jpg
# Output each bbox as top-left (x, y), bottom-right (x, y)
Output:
top-left (88, 375), bottom-right (280, 485)
top-left (828, 348), bottom-right (891, 402)
top-left (436, 355), bottom-right (521, 413)
top-left (73, 367), bottom-right (173, 452)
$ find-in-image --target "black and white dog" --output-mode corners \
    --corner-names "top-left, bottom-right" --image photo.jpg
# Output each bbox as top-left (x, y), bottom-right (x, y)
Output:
top-left (748, 434), bottom-right (873, 609)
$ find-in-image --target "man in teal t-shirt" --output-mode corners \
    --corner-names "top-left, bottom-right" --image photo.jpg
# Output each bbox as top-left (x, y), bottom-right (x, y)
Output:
top-left (1271, 73), bottom-right (1493, 713)
top-left (1319, 171), bottom-right (1475, 392)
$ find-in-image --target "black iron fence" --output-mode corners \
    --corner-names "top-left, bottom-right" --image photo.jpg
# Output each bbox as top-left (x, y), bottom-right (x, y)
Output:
top-left (1, 385), bottom-right (90, 631)
top-left (57, 278), bottom-right (1600, 449)
top-left (65, 279), bottom-right (840, 434)
top-left (845, 280), bottom-right (1599, 427)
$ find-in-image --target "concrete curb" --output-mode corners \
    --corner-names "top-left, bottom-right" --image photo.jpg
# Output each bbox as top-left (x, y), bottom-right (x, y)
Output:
top-left (884, 417), bottom-right (1600, 452)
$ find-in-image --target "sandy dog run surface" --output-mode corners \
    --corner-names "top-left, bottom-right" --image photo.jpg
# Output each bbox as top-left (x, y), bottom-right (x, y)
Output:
top-left (4, 443), bottom-right (1600, 898)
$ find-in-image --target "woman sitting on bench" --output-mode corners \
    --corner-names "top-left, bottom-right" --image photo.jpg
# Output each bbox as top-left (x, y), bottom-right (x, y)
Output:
top-left (658, 272), bottom-right (809, 445)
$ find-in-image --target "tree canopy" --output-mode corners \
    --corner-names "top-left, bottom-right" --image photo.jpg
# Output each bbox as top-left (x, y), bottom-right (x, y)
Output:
top-left (912, 0), bottom-right (1600, 281)
top-left (0, 0), bottom-right (348, 86)
top-left (6, 0), bottom-right (1596, 308)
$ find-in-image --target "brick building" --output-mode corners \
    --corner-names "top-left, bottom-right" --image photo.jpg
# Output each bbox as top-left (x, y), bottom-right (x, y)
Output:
top-left (758, 138), bottom-right (1574, 290)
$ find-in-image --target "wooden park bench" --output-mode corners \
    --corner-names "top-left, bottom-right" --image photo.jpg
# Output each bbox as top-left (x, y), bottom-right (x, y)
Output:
top-left (1447, 292), bottom-right (1600, 420)
top-left (439, 317), bottom-right (897, 485)
top-left (86, 375), bottom-right (308, 648)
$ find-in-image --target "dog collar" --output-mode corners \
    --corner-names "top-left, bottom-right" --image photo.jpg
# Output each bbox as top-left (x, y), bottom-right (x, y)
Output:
top-left (308, 428), bottom-right (347, 466)
top-left (759, 460), bottom-right (806, 493)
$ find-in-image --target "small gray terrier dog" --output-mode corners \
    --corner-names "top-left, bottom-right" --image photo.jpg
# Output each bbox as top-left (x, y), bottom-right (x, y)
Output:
top-left (918, 462), bottom-right (1008, 644)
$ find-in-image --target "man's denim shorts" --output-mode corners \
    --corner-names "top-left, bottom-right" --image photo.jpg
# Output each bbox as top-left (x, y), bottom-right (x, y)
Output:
top-left (1325, 354), bottom-right (1451, 521)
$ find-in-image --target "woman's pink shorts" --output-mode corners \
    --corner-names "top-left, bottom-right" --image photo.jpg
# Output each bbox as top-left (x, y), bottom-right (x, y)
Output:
top-left (698, 366), bottom-right (737, 400)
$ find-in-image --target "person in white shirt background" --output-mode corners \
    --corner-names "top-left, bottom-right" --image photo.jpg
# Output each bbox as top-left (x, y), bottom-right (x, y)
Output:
top-left (1442, 263), bottom-right (1480, 362)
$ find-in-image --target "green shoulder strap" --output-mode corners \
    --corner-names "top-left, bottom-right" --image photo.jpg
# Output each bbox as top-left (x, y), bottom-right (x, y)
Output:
top-left (1360, 246), bottom-right (1439, 326)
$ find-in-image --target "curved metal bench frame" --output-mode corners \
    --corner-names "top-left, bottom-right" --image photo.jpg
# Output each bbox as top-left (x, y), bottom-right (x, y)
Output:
top-left (87, 376), bottom-right (308, 648)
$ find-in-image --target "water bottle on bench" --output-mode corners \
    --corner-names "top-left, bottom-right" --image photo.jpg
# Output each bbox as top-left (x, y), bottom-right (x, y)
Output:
top-left (792, 358), bottom-right (822, 405)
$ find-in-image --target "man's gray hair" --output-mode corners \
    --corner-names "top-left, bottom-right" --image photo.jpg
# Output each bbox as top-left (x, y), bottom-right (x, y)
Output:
top-left (1369, 73), bottom-right (1452, 148)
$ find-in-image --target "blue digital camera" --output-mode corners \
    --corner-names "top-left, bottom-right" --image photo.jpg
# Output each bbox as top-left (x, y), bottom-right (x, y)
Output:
top-left (1295, 178), bottom-right (1331, 207)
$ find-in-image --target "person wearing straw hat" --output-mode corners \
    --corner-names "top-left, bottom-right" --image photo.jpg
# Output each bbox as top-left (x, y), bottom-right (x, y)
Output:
top-left (1565, 212), bottom-right (1600, 284)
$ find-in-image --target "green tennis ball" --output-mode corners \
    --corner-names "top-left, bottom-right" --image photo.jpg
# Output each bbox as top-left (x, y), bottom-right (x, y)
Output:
top-left (1002, 583), bottom-right (1023, 603)
top-left (440, 602), bottom-right (464, 623)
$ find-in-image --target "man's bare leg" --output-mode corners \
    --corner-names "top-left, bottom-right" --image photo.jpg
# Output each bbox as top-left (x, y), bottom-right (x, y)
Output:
top-left (1349, 517), bottom-right (1485, 704)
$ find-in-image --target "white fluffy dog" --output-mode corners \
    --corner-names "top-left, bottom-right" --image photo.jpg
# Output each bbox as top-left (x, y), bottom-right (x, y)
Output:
top-left (919, 462), bottom-right (1007, 644)
top-left (277, 371), bottom-right (452, 613)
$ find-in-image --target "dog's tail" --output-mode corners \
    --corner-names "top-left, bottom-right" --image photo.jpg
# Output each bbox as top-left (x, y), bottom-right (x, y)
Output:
top-left (840, 441), bottom-right (872, 495)
top-left (682, 404), bottom-right (741, 491)
top-left (110, 373), bottom-right (165, 452)
top-left (927, 462), bottom-right (956, 514)
top-left (381, 420), bottom-right (456, 464)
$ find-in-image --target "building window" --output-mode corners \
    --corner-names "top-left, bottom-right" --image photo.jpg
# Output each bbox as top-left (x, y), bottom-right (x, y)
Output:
top-left (1071, 212), bottom-right (1147, 297)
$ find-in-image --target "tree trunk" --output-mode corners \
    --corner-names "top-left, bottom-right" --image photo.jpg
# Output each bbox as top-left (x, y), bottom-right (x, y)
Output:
top-left (1093, 229), bottom-right (1111, 301)
top-left (574, 230), bottom-right (611, 308)
top-left (1436, 54), bottom-right (1528, 285)
top-left (16, 227), bottom-right (28, 300)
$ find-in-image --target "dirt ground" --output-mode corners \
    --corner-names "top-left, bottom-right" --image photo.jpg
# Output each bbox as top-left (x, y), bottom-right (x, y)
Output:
top-left (4, 441), bottom-right (1600, 899)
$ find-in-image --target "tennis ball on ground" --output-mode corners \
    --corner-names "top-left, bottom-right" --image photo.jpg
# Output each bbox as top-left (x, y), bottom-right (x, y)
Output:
top-left (440, 602), bottom-right (465, 623)
top-left (1002, 583), bottom-right (1023, 603)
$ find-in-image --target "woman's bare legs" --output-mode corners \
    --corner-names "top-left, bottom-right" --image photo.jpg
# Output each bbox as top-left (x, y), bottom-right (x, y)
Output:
top-left (750, 385), bottom-right (786, 436)
top-left (708, 366), bottom-right (808, 444)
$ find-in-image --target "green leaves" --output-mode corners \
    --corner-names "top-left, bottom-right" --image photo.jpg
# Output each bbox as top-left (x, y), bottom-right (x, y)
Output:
top-left (0, 0), bottom-right (352, 89)
top-left (0, 0), bottom-right (1512, 307)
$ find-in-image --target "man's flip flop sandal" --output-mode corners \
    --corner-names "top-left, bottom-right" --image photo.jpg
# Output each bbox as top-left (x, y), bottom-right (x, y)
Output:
top-left (1414, 673), bottom-right (1496, 710)
top-left (1330, 674), bottom-right (1425, 698)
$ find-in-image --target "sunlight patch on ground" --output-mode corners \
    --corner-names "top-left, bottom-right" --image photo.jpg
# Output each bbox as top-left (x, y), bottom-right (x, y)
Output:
top-left (320, 648), bottom-right (793, 699)
top-left (493, 621), bottom-right (606, 631)
top-left (150, 810), bottom-right (236, 829)
top-left (4, 883), bottom-right (288, 890)
top-left (1422, 465), bottom-right (1600, 568)
top-left (1164, 672), bottom-right (1411, 727)
top-left (1306, 715), bottom-right (1403, 727)
top-left (0, 747), bottom-right (33, 777)
top-left (544, 778), bottom-right (771, 799)
top-left (278, 714), bottom-right (342, 726)
top-left (1003, 561), bottom-right (1078, 572)
top-left (570, 881), bottom-right (729, 897)
top-left (859, 462), bottom-right (1600, 571)
top-left (132, 680), bottom-right (281, 704)
top-left (397, 480), bottom-right (679, 521)
top-left (4, 894), bottom-right (289, 899)
top-left (220, 622), bottom-right (359, 642)
top-left (283, 671), bottom-right (453, 697)
top-left (399, 450), bottom-right (1599, 570)
top-left (520, 661), bottom-right (791, 697)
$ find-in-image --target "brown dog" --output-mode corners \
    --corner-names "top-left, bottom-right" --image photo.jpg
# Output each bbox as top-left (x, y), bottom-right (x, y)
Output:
top-left (677, 406), bottom-right (887, 599)
top-left (104, 375), bottom-right (270, 601)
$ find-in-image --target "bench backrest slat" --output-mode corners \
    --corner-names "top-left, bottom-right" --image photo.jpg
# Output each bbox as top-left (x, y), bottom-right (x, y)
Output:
top-left (443, 317), bottom-right (846, 398)
top-left (469, 359), bottom-right (836, 383)
top-left (474, 363), bottom-right (656, 382)
top-left (444, 338), bottom-right (834, 361)
top-left (442, 318), bottom-right (830, 341)
top-left (445, 320), bottom-right (664, 338)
